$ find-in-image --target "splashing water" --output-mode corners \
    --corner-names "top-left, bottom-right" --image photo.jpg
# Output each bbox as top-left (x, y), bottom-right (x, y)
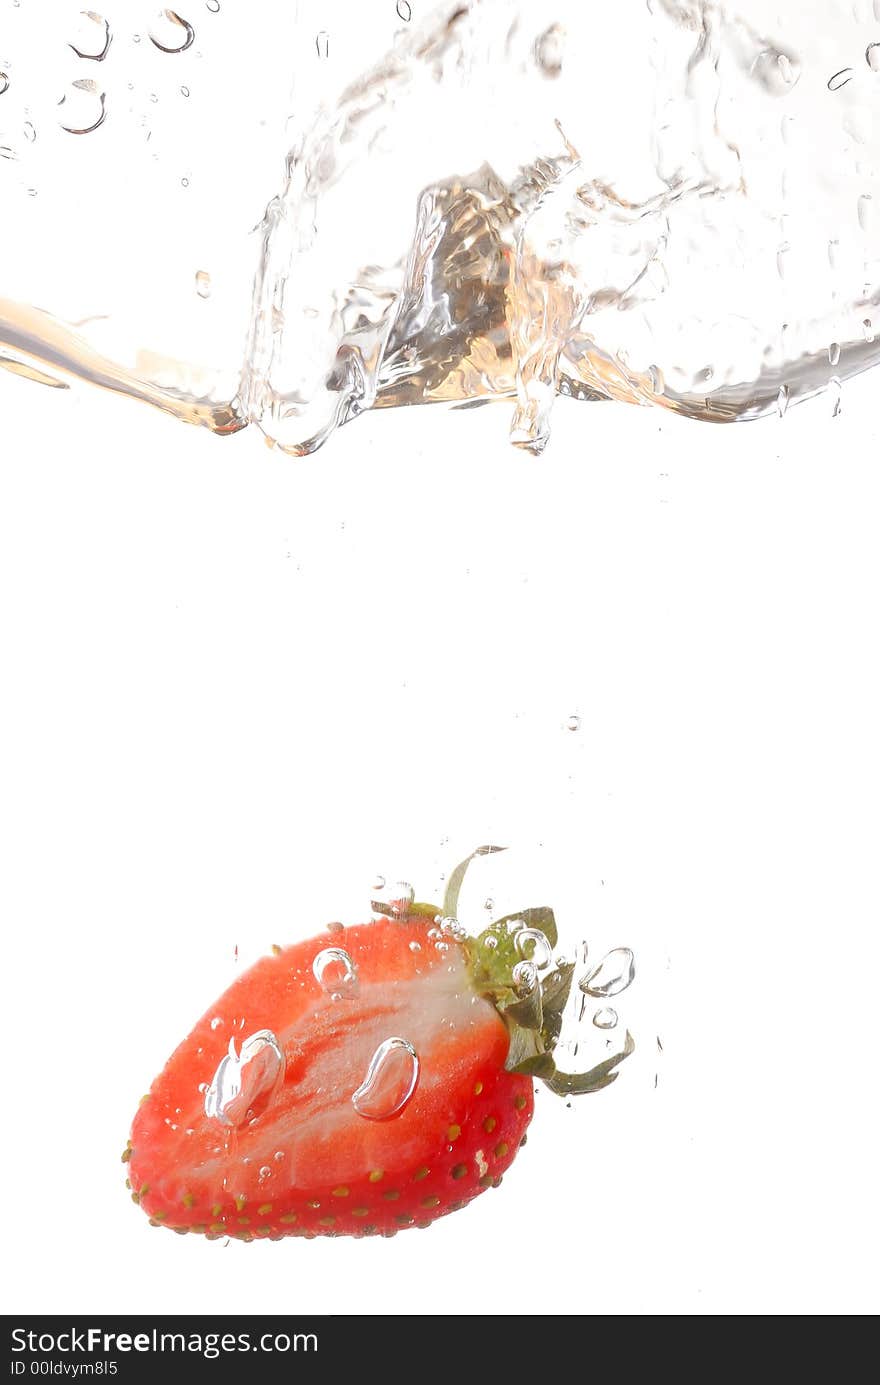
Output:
top-left (2, 0), bottom-right (879, 450)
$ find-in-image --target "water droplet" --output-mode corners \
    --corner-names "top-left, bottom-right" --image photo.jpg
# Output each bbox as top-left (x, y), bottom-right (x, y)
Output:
top-left (371, 874), bottom-right (386, 892)
top-left (827, 68), bottom-right (854, 91)
top-left (0, 74), bottom-right (8, 97)
top-left (592, 1007), bottom-right (619, 1030)
top-left (204, 1029), bottom-right (285, 1127)
top-left (483, 897), bottom-right (495, 912)
top-left (259, 1165), bottom-right (271, 1179)
top-left (514, 927), bottom-right (554, 970)
top-left (857, 193), bottom-right (874, 233)
top-left (829, 341), bottom-right (841, 367)
top-left (534, 23), bottom-right (564, 78)
top-left (352, 1037), bottom-right (419, 1121)
top-left (69, 11), bottom-right (112, 62)
top-left (512, 960), bottom-right (539, 997)
top-left (58, 79), bottom-right (106, 135)
top-left (864, 319), bottom-right (876, 343)
top-left (484, 934), bottom-right (498, 950)
top-left (206, 0), bottom-right (220, 11)
top-left (578, 947), bottom-right (636, 998)
top-left (180, 84), bottom-right (190, 97)
top-left (22, 120), bottom-right (35, 143)
top-left (751, 48), bottom-right (801, 96)
top-left (210, 1016), bottom-right (222, 1030)
top-left (776, 384), bottom-right (790, 418)
top-left (396, 0), bottom-right (412, 20)
top-left (312, 947), bottom-right (357, 993)
top-left (180, 176), bottom-right (189, 187)
top-left (408, 939), bottom-right (421, 952)
top-left (315, 30), bottom-right (329, 59)
top-left (867, 43), bottom-right (880, 73)
top-left (195, 269), bottom-right (211, 298)
top-left (149, 9), bottom-right (195, 54)
top-left (565, 713), bottom-right (581, 731)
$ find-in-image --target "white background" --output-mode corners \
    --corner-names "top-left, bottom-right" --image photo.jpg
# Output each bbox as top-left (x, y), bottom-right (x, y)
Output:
top-left (2, 0), bottom-right (880, 1318)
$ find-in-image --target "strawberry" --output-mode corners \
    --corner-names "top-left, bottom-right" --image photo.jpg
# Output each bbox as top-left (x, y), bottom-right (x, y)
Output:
top-left (124, 847), bottom-right (632, 1239)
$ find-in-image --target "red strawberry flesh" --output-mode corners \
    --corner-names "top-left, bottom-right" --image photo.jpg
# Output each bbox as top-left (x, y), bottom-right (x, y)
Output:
top-left (128, 917), bottom-right (533, 1238)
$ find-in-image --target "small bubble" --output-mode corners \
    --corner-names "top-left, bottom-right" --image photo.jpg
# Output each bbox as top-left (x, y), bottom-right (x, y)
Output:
top-left (371, 874), bottom-right (386, 892)
top-left (867, 43), bottom-right (880, 73)
top-left (315, 30), bottom-right (329, 59)
top-left (22, 120), bottom-right (35, 142)
top-left (566, 713), bottom-right (580, 731)
top-left (210, 1016), bottom-right (223, 1030)
top-left (149, 9), bottom-right (195, 54)
top-left (512, 960), bottom-right (538, 997)
top-left (827, 68), bottom-right (854, 91)
top-left (578, 947), bottom-right (636, 998)
top-left (484, 935), bottom-right (498, 950)
top-left (592, 1007), bottom-right (619, 1030)
top-left (408, 940), bottom-right (421, 952)
top-left (483, 897), bottom-right (495, 912)
top-left (180, 176), bottom-right (189, 187)
top-left (180, 85), bottom-right (190, 97)
top-left (396, 0), bottom-right (412, 20)
top-left (312, 947), bottom-right (357, 994)
top-left (259, 1165), bottom-right (271, 1179)
top-left (352, 1038), bottom-right (419, 1121)
top-left (439, 916), bottom-right (467, 942)
top-left (829, 341), bottom-right (841, 367)
top-left (274, 1150), bottom-right (284, 1161)
top-left (195, 269), bottom-right (211, 298)
top-left (206, 0), bottom-right (220, 11)
top-left (68, 11), bottom-right (112, 62)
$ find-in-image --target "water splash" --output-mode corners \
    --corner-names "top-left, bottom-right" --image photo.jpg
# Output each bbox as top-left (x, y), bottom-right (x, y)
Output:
top-left (351, 1037), bottom-right (419, 1121)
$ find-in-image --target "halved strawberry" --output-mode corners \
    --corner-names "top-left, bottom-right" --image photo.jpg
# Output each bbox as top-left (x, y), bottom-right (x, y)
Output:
top-left (125, 847), bottom-right (632, 1239)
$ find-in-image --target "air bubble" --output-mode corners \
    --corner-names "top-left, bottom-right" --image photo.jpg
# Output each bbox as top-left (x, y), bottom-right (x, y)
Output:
top-left (439, 916), bottom-right (467, 941)
top-left (69, 11), bottom-right (112, 62)
top-left (352, 1038), bottom-right (419, 1121)
top-left (751, 48), bottom-right (801, 95)
top-left (592, 1007), bottom-right (619, 1030)
top-left (259, 1165), bottom-right (271, 1179)
top-left (534, 23), bottom-right (564, 78)
top-left (512, 960), bottom-right (539, 997)
top-left (396, 1), bottom-right (412, 20)
top-left (312, 947), bottom-right (357, 993)
top-left (149, 9), bottom-right (195, 54)
top-left (514, 927), bottom-right (554, 970)
top-left (195, 269), bottom-right (211, 298)
top-left (181, 85), bottom-right (190, 97)
top-left (315, 30), bottom-right (329, 59)
top-left (578, 947), bottom-right (636, 998)
top-left (204, 1030), bottom-right (285, 1127)
top-left (566, 713), bottom-right (580, 731)
top-left (59, 79), bottom-right (106, 134)
top-left (0, 74), bottom-right (9, 97)
top-left (867, 43), bottom-right (880, 73)
top-left (206, 0), bottom-right (220, 10)
top-left (23, 121), bottom-right (35, 143)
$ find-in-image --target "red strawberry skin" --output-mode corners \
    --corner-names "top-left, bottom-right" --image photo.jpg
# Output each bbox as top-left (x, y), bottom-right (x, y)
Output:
top-left (126, 916), bottom-right (533, 1239)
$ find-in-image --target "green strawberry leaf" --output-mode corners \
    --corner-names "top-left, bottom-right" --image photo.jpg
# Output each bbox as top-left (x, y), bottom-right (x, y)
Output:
top-left (542, 1030), bottom-right (636, 1096)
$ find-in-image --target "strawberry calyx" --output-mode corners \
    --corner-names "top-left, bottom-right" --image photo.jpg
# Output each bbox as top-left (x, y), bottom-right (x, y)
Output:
top-left (442, 846), bottom-right (635, 1097)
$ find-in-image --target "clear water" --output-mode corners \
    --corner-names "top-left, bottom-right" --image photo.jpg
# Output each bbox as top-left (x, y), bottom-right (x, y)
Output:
top-left (2, 0), bottom-right (879, 451)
